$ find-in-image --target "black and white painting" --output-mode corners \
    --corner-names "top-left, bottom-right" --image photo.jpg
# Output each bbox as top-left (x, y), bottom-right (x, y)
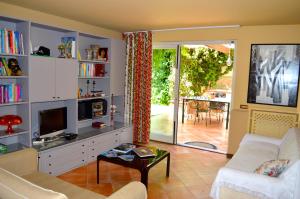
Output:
top-left (247, 44), bottom-right (300, 107)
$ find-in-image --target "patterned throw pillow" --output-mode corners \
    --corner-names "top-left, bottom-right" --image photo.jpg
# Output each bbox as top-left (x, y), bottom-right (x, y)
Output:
top-left (254, 159), bottom-right (289, 177)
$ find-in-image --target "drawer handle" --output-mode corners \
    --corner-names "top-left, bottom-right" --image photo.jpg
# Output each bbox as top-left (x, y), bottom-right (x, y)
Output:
top-left (92, 149), bottom-right (94, 151)
top-left (92, 156), bottom-right (95, 158)
top-left (82, 144), bottom-right (85, 147)
top-left (82, 160), bottom-right (84, 162)
top-left (49, 164), bottom-right (52, 166)
top-left (82, 152), bottom-right (84, 154)
top-left (48, 155), bottom-right (52, 158)
top-left (49, 172), bottom-right (52, 174)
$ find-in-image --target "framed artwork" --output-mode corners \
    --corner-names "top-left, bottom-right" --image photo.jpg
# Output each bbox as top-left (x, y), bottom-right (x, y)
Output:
top-left (247, 44), bottom-right (300, 107)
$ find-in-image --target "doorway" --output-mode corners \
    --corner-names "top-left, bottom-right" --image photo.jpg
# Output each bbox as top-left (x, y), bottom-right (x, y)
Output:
top-left (150, 41), bottom-right (235, 153)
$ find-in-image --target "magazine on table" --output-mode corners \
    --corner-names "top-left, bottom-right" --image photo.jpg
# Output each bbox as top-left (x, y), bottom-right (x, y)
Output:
top-left (132, 147), bottom-right (156, 158)
top-left (113, 143), bottom-right (136, 154)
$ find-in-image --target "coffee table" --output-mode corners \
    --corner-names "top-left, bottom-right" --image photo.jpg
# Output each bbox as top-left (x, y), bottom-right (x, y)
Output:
top-left (97, 146), bottom-right (170, 188)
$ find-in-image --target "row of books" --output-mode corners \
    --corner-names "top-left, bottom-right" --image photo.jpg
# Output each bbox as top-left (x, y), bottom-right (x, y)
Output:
top-left (79, 63), bottom-right (105, 77)
top-left (0, 29), bottom-right (25, 55)
top-left (0, 84), bottom-right (22, 104)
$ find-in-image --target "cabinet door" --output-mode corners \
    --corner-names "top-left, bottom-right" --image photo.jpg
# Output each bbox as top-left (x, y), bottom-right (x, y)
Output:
top-left (29, 56), bottom-right (55, 102)
top-left (110, 39), bottom-right (126, 96)
top-left (55, 59), bottom-right (78, 100)
top-left (119, 127), bottom-right (133, 144)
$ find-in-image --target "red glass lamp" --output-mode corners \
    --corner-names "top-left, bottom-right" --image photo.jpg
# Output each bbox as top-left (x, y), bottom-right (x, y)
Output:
top-left (0, 115), bottom-right (22, 134)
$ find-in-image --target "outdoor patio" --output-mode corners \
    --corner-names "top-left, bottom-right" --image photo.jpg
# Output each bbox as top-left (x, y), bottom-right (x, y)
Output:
top-left (150, 103), bottom-right (228, 152)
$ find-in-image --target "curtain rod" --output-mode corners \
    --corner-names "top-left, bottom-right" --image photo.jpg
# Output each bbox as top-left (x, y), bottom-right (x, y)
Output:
top-left (123, 25), bottom-right (240, 34)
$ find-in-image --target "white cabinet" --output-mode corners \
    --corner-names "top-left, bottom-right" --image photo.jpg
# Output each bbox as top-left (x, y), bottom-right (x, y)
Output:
top-left (38, 140), bottom-right (88, 176)
top-left (87, 132), bottom-right (119, 163)
top-left (29, 56), bottom-right (77, 102)
top-left (38, 127), bottom-right (132, 175)
top-left (29, 56), bottom-right (56, 102)
top-left (110, 39), bottom-right (126, 96)
top-left (55, 58), bottom-right (78, 100)
top-left (119, 127), bottom-right (133, 144)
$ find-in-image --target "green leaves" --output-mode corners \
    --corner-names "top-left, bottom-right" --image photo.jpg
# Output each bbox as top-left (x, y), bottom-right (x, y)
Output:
top-left (180, 47), bottom-right (233, 96)
top-left (151, 46), bottom-right (234, 105)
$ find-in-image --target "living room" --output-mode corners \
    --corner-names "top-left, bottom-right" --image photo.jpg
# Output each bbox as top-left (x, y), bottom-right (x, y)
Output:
top-left (0, 1), bottom-right (300, 199)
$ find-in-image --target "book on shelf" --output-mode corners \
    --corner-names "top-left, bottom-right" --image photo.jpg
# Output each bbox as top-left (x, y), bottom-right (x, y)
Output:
top-left (0, 83), bottom-right (22, 104)
top-left (113, 143), bottom-right (136, 154)
top-left (79, 63), bottom-right (105, 77)
top-left (0, 57), bottom-right (23, 76)
top-left (0, 29), bottom-right (24, 55)
top-left (61, 37), bottom-right (76, 58)
top-left (132, 147), bottom-right (156, 158)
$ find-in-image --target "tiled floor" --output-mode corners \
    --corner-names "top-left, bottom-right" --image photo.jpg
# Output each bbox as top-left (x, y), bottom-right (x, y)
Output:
top-left (58, 142), bottom-right (229, 199)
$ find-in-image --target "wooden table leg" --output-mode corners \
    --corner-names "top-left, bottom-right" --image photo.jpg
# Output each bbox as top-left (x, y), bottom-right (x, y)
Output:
top-left (97, 159), bottom-right (100, 184)
top-left (140, 169), bottom-right (149, 188)
top-left (166, 154), bottom-right (170, 177)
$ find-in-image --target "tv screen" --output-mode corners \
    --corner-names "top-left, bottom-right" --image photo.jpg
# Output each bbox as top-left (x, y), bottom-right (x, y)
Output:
top-left (39, 107), bottom-right (67, 137)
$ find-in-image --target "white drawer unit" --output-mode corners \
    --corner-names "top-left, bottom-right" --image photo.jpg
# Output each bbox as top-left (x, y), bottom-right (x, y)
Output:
top-left (87, 131), bottom-right (119, 163)
top-left (119, 126), bottom-right (133, 144)
top-left (38, 140), bottom-right (88, 176)
top-left (38, 126), bottom-right (133, 175)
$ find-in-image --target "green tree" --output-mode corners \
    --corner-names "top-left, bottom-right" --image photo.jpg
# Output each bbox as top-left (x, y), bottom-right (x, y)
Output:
top-left (180, 47), bottom-right (233, 96)
top-left (151, 49), bottom-right (176, 105)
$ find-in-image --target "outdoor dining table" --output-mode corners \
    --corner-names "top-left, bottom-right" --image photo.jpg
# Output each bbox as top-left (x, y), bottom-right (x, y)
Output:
top-left (181, 97), bottom-right (231, 129)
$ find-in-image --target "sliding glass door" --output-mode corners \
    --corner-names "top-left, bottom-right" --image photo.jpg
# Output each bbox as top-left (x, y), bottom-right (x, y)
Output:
top-left (150, 44), bottom-right (180, 143)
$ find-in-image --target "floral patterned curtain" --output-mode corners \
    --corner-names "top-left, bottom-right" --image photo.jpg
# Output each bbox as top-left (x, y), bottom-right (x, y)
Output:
top-left (123, 31), bottom-right (152, 144)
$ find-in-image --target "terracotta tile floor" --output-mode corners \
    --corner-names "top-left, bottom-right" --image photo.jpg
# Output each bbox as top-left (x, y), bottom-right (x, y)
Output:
top-left (58, 142), bottom-right (229, 199)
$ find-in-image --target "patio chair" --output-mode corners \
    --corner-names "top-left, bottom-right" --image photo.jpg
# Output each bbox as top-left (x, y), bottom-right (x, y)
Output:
top-left (208, 102), bottom-right (225, 124)
top-left (187, 101), bottom-right (209, 125)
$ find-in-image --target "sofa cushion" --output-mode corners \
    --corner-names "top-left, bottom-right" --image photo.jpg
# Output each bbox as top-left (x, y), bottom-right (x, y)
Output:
top-left (255, 159), bottom-right (289, 177)
top-left (225, 142), bottom-right (279, 172)
top-left (23, 172), bottom-right (106, 199)
top-left (0, 168), bottom-right (67, 199)
top-left (0, 182), bottom-right (27, 199)
top-left (0, 148), bottom-right (38, 176)
top-left (279, 128), bottom-right (300, 165)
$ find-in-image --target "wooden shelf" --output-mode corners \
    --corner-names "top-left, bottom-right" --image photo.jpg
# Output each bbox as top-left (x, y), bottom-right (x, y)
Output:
top-left (77, 96), bottom-right (108, 101)
top-left (0, 128), bottom-right (28, 139)
top-left (78, 76), bottom-right (109, 79)
top-left (0, 76), bottom-right (28, 79)
top-left (79, 59), bottom-right (110, 64)
top-left (0, 53), bottom-right (27, 57)
top-left (0, 101), bottom-right (28, 107)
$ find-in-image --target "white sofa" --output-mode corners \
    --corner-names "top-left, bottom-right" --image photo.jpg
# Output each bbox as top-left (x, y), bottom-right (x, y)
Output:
top-left (0, 148), bottom-right (147, 199)
top-left (211, 128), bottom-right (300, 199)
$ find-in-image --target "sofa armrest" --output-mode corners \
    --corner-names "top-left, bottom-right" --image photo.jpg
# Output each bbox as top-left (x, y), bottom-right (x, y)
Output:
top-left (240, 133), bottom-right (282, 146)
top-left (0, 148), bottom-right (38, 176)
top-left (107, 181), bottom-right (147, 199)
top-left (211, 167), bottom-right (285, 199)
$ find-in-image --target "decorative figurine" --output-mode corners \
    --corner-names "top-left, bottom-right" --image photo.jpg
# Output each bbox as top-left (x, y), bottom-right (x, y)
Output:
top-left (58, 44), bottom-right (66, 58)
top-left (92, 80), bottom-right (96, 96)
top-left (85, 49), bottom-right (93, 60)
top-left (86, 80), bottom-right (90, 97)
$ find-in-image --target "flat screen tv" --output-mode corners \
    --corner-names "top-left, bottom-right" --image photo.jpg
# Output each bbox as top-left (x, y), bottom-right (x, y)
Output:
top-left (39, 107), bottom-right (67, 138)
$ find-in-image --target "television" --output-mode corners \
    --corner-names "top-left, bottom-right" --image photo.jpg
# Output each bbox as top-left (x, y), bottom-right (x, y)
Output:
top-left (39, 107), bottom-right (67, 138)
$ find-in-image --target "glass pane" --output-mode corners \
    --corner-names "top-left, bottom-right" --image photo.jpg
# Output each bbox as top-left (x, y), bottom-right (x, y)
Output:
top-left (150, 48), bottom-right (177, 143)
top-left (177, 43), bottom-right (234, 152)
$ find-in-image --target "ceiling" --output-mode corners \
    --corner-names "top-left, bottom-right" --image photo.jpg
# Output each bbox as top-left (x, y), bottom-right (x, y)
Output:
top-left (2, 0), bottom-right (300, 32)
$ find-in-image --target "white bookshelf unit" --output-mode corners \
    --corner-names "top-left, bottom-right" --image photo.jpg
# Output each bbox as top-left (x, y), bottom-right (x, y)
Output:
top-left (0, 14), bottom-right (128, 171)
